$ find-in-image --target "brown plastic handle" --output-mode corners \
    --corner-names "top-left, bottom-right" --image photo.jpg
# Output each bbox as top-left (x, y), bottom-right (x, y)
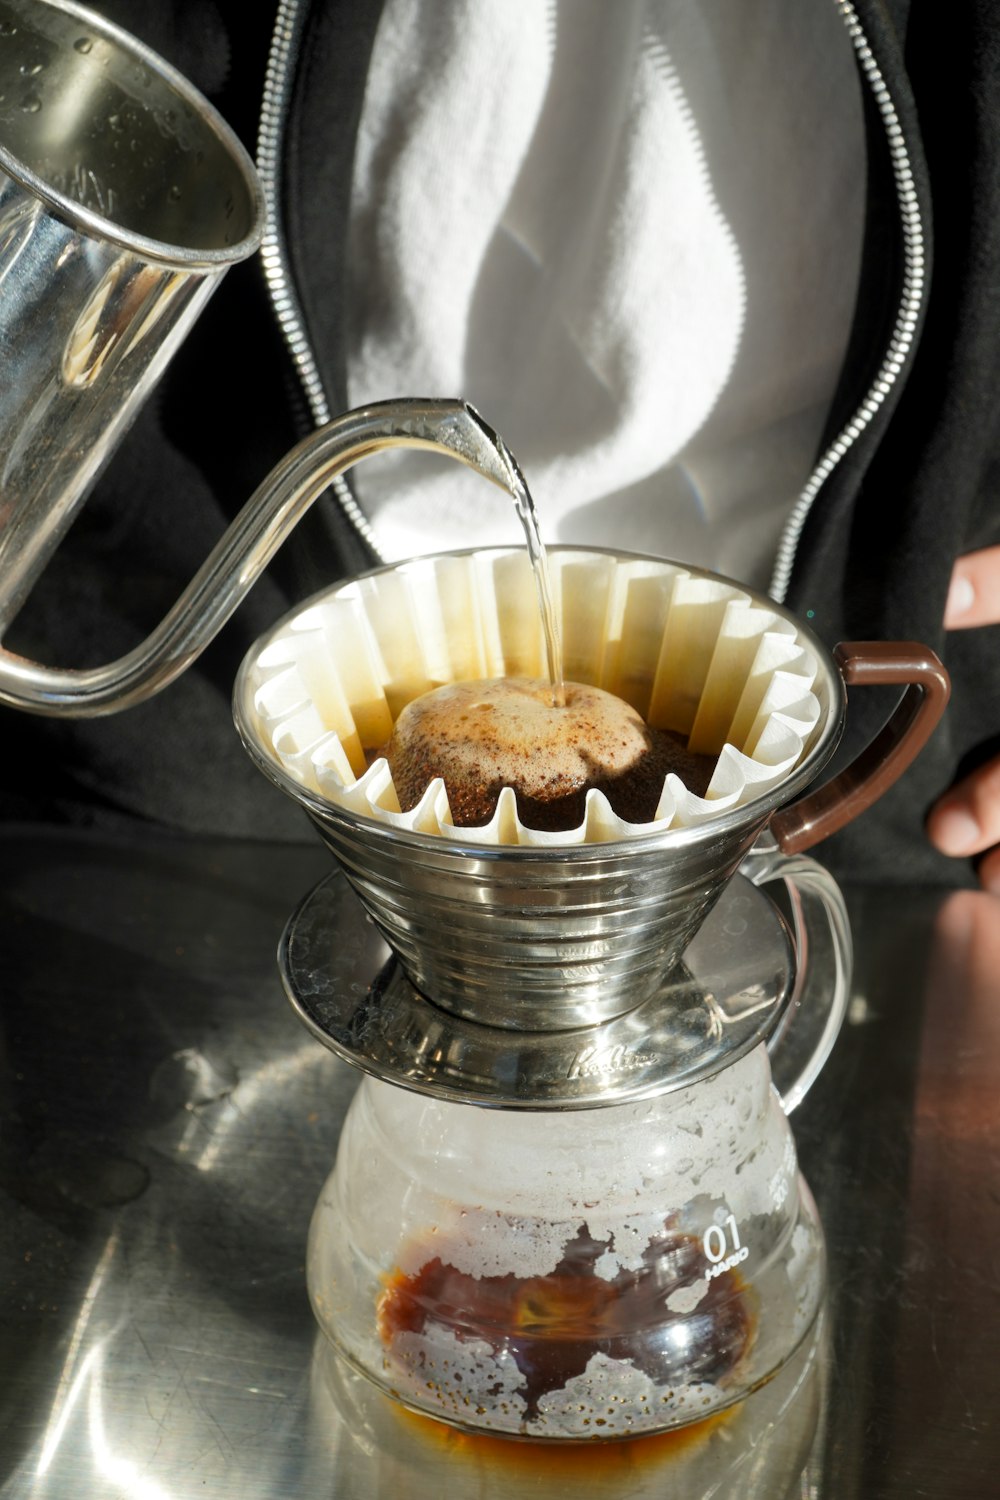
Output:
top-left (770, 641), bottom-right (951, 856)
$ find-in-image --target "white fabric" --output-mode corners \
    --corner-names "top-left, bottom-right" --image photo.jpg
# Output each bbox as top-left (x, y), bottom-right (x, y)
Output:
top-left (346, 0), bottom-right (865, 589)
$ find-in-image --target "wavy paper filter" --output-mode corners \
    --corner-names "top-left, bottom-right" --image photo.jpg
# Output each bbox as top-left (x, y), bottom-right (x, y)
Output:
top-left (244, 550), bottom-right (824, 847)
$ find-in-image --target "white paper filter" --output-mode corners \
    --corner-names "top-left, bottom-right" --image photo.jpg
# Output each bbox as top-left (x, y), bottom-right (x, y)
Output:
top-left (245, 550), bottom-right (824, 846)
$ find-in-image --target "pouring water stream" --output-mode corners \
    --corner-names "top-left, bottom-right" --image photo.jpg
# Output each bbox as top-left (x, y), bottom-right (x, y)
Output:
top-left (494, 432), bottom-right (566, 708)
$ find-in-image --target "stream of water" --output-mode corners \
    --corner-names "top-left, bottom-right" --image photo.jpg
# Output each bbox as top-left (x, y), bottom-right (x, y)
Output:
top-left (508, 469), bottom-right (566, 709)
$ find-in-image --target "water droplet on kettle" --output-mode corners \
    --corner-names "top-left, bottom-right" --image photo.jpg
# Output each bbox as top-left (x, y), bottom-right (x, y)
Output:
top-left (20, 61), bottom-right (44, 77)
top-left (74, 36), bottom-right (93, 54)
top-left (168, 184), bottom-right (181, 202)
top-left (20, 94), bottom-right (42, 115)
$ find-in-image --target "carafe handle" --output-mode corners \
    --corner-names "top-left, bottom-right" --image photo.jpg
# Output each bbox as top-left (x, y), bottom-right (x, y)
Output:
top-left (741, 844), bottom-right (852, 1114)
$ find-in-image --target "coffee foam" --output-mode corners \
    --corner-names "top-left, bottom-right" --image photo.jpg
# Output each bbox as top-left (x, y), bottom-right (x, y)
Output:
top-left (244, 549), bottom-right (824, 846)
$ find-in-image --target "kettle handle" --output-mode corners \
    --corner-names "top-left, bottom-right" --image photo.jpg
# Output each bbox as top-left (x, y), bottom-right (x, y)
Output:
top-left (770, 642), bottom-right (950, 855)
top-left (741, 845), bottom-right (852, 1114)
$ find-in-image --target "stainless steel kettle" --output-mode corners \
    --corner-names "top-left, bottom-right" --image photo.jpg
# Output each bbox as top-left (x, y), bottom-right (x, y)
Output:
top-left (0, 0), bottom-right (524, 717)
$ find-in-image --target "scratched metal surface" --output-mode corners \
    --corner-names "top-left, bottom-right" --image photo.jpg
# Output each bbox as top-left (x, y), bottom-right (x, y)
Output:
top-left (0, 827), bottom-right (997, 1498)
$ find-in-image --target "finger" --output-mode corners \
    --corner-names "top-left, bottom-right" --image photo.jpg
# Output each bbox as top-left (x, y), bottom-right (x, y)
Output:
top-left (978, 843), bottom-right (1000, 897)
top-left (944, 546), bottom-right (1000, 629)
top-left (926, 755), bottom-right (1000, 858)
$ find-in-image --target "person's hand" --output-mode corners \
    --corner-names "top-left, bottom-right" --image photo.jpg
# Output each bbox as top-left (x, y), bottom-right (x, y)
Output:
top-left (926, 546), bottom-right (1000, 892)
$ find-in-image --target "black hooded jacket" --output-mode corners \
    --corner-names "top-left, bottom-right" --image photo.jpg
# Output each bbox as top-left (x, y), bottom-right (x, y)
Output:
top-left (2, 0), bottom-right (998, 888)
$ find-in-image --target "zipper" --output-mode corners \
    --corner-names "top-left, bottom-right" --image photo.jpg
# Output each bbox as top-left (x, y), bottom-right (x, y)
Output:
top-left (256, 0), bottom-right (385, 560)
top-left (768, 0), bottom-right (928, 603)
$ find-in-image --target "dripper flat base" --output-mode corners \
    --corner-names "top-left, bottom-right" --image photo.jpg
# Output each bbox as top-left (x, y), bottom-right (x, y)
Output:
top-left (279, 872), bottom-right (796, 1108)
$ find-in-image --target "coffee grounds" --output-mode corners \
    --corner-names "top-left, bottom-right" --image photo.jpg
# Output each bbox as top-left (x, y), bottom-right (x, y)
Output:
top-left (383, 677), bottom-right (715, 832)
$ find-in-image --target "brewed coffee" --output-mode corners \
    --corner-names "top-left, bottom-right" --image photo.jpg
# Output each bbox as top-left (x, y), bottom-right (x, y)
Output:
top-left (377, 1221), bottom-right (755, 1425)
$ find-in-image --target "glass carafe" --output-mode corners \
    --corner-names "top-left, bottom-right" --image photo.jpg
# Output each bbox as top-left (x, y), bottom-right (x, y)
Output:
top-left (308, 1039), bottom-right (823, 1441)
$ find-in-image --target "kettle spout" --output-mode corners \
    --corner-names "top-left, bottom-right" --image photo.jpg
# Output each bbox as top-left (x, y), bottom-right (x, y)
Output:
top-left (425, 402), bottom-right (529, 497)
top-left (0, 399), bottom-right (524, 717)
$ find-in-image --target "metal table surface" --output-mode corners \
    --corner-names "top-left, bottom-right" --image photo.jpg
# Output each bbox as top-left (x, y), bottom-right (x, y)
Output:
top-left (0, 825), bottom-right (997, 1498)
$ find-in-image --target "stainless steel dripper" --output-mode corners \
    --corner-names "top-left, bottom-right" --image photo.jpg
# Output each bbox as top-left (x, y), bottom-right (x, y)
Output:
top-left (235, 548), bottom-right (949, 1029)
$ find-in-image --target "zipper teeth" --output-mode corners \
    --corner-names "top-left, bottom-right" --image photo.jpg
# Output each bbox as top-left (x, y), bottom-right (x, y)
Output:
top-left (256, 0), bottom-right (384, 559)
top-left (768, 0), bottom-right (927, 604)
